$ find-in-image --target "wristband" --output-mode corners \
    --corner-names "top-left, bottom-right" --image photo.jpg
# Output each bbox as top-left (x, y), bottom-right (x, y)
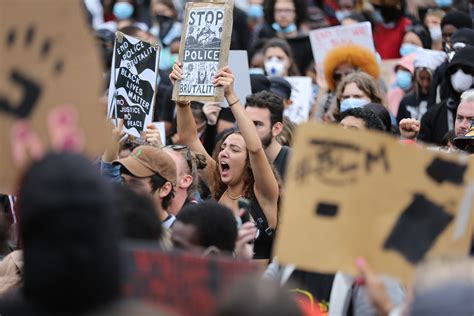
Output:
top-left (176, 101), bottom-right (191, 108)
top-left (228, 99), bottom-right (239, 107)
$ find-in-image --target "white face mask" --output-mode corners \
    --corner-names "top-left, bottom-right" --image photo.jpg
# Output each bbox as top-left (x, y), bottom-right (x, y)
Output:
top-left (429, 26), bottom-right (442, 41)
top-left (264, 57), bottom-right (286, 77)
top-left (451, 69), bottom-right (473, 93)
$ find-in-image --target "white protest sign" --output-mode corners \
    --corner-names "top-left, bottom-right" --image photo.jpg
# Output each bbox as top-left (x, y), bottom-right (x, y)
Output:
top-left (107, 32), bottom-right (160, 138)
top-left (283, 76), bottom-right (313, 124)
top-left (153, 121), bottom-right (166, 146)
top-left (222, 50), bottom-right (252, 108)
top-left (309, 22), bottom-right (375, 72)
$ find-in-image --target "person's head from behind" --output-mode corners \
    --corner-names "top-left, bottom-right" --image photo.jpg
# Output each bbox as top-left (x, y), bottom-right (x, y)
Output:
top-left (262, 38), bottom-right (299, 77)
top-left (336, 72), bottom-right (384, 114)
top-left (215, 277), bottom-right (303, 316)
top-left (115, 145), bottom-right (177, 211)
top-left (212, 130), bottom-right (253, 198)
top-left (113, 184), bottom-right (163, 241)
top-left (269, 76), bottom-right (292, 107)
top-left (409, 256), bottom-right (474, 315)
top-left (18, 152), bottom-right (120, 312)
top-left (364, 103), bottom-right (392, 133)
top-left (323, 44), bottom-right (380, 91)
top-left (441, 11), bottom-right (473, 52)
top-left (339, 107), bottom-right (386, 131)
top-left (454, 89), bottom-right (474, 137)
top-left (171, 201), bottom-right (237, 255)
top-left (245, 91), bottom-right (284, 149)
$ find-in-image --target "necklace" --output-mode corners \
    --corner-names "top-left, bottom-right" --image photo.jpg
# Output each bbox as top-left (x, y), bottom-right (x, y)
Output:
top-left (226, 190), bottom-right (242, 200)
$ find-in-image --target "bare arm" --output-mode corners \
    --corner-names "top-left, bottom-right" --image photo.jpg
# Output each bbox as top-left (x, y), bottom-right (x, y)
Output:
top-left (170, 62), bottom-right (216, 189)
top-left (214, 67), bottom-right (279, 228)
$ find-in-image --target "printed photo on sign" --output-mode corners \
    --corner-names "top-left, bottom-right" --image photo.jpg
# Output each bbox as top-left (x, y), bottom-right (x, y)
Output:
top-left (107, 32), bottom-right (160, 138)
top-left (179, 8), bottom-right (224, 96)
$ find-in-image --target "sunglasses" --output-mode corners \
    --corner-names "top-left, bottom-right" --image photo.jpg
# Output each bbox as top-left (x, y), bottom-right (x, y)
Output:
top-left (165, 144), bottom-right (193, 173)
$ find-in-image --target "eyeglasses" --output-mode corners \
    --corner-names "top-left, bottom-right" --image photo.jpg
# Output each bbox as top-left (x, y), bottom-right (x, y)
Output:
top-left (165, 144), bottom-right (193, 173)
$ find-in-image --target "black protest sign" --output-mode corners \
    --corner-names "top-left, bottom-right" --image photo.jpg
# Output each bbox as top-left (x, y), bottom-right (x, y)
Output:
top-left (172, 1), bottom-right (233, 102)
top-left (122, 245), bottom-right (259, 316)
top-left (107, 32), bottom-right (160, 137)
top-left (274, 123), bottom-right (474, 284)
top-left (0, 0), bottom-right (109, 194)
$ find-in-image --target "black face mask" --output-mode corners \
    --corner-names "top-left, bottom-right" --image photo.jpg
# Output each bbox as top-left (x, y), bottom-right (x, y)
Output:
top-left (155, 14), bottom-right (174, 39)
top-left (374, 4), bottom-right (403, 24)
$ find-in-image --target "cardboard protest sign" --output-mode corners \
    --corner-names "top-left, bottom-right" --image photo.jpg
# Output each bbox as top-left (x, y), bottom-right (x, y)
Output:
top-left (222, 50), bottom-right (252, 107)
top-left (107, 32), bottom-right (160, 138)
top-left (172, 0), bottom-right (233, 102)
top-left (274, 123), bottom-right (474, 284)
top-left (283, 76), bottom-right (313, 124)
top-left (0, 0), bottom-right (109, 194)
top-left (309, 22), bottom-right (375, 72)
top-left (122, 244), bottom-right (260, 316)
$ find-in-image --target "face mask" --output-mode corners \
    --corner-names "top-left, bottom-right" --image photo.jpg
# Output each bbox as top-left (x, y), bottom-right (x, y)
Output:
top-left (451, 69), bottom-right (473, 93)
top-left (435, 0), bottom-right (453, 8)
top-left (272, 23), bottom-right (297, 34)
top-left (156, 14), bottom-right (174, 38)
top-left (372, 9), bottom-right (384, 23)
top-left (264, 57), bottom-right (286, 76)
top-left (340, 98), bottom-right (369, 112)
top-left (429, 26), bottom-right (442, 41)
top-left (335, 10), bottom-right (351, 22)
top-left (247, 4), bottom-right (264, 18)
top-left (113, 2), bottom-right (134, 20)
top-left (159, 47), bottom-right (178, 70)
top-left (399, 43), bottom-right (419, 57)
top-left (396, 70), bottom-right (413, 91)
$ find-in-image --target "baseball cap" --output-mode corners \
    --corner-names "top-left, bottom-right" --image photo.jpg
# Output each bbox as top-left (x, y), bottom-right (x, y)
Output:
top-left (114, 145), bottom-right (177, 186)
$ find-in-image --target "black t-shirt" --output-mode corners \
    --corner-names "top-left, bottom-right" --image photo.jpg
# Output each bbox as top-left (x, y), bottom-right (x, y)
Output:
top-left (273, 146), bottom-right (291, 181)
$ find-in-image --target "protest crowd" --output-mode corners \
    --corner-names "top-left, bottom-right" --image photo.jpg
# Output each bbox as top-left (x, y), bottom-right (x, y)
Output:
top-left (1, 0), bottom-right (474, 315)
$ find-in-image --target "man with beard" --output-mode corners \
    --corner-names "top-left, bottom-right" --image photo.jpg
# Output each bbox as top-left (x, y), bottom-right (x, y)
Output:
top-left (245, 91), bottom-right (290, 180)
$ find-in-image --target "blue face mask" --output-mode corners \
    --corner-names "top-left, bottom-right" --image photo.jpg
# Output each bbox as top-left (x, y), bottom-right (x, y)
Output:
top-left (272, 23), bottom-right (297, 34)
top-left (435, 0), bottom-right (453, 7)
top-left (248, 4), bottom-right (264, 18)
top-left (113, 2), bottom-right (134, 20)
top-left (340, 98), bottom-right (369, 112)
top-left (396, 70), bottom-right (413, 91)
top-left (399, 43), bottom-right (419, 57)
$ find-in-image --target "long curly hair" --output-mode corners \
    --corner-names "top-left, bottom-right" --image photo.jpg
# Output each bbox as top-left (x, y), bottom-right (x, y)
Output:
top-left (212, 130), bottom-right (254, 201)
top-left (323, 44), bottom-right (380, 91)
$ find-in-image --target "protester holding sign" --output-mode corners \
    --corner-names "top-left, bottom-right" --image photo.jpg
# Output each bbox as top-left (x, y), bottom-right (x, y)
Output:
top-left (170, 62), bottom-right (280, 260)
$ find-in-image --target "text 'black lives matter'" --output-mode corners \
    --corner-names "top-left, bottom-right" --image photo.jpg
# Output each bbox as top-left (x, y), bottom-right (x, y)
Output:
top-left (383, 193), bottom-right (453, 264)
top-left (294, 138), bottom-right (389, 186)
top-left (112, 34), bottom-right (157, 133)
top-left (0, 26), bottom-right (63, 119)
top-left (426, 158), bottom-right (467, 185)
